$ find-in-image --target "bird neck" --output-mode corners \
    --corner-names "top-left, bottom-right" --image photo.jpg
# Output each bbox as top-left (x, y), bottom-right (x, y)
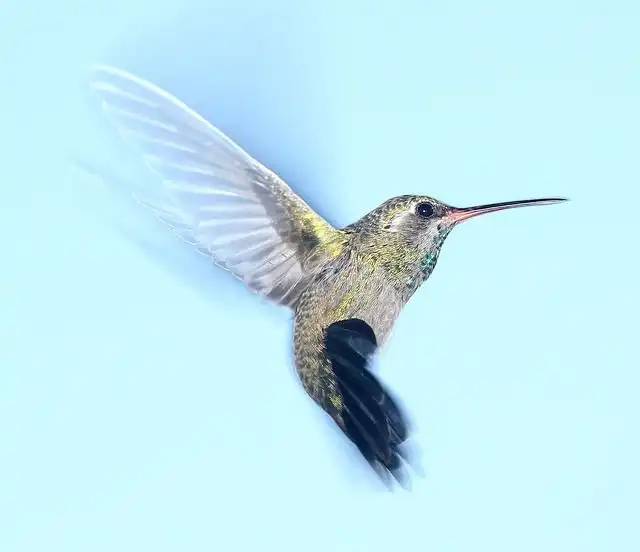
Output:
top-left (349, 232), bottom-right (446, 299)
top-left (395, 230), bottom-right (452, 299)
top-left (404, 247), bottom-right (443, 296)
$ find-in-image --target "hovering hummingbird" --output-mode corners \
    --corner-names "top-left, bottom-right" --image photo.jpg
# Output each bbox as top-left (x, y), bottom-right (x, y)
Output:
top-left (87, 65), bottom-right (566, 486)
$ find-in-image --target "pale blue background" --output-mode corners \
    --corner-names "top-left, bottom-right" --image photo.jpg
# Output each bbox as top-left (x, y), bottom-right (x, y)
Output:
top-left (1, 1), bottom-right (638, 551)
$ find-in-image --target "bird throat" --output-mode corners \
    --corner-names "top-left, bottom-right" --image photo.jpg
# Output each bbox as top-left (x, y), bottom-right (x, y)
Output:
top-left (420, 249), bottom-right (441, 275)
top-left (405, 229), bottom-right (451, 294)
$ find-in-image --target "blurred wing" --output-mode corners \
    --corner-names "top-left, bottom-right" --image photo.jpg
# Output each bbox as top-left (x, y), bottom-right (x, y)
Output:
top-left (89, 65), bottom-right (344, 307)
top-left (324, 319), bottom-right (415, 487)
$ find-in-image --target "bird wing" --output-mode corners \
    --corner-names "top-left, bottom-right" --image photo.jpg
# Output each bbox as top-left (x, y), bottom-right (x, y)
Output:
top-left (88, 65), bottom-right (345, 307)
top-left (324, 318), bottom-right (415, 486)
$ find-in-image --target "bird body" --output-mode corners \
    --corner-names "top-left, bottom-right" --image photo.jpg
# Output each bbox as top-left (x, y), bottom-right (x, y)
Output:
top-left (294, 201), bottom-right (442, 410)
top-left (86, 65), bottom-right (566, 485)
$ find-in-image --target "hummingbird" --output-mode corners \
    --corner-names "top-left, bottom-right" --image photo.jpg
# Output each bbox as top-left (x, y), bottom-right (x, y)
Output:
top-left (86, 65), bottom-right (567, 486)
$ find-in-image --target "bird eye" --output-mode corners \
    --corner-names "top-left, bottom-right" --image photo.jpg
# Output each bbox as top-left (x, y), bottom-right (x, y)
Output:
top-left (416, 202), bottom-right (435, 218)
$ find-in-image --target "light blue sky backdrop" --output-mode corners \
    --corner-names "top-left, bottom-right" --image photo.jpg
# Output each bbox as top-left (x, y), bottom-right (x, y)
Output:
top-left (1, 1), bottom-right (638, 551)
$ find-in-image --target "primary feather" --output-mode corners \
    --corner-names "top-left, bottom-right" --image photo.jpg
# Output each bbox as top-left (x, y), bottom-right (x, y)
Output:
top-left (89, 65), bottom-right (344, 307)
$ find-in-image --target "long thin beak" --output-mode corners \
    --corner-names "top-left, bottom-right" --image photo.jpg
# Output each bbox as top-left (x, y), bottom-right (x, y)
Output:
top-left (448, 197), bottom-right (568, 223)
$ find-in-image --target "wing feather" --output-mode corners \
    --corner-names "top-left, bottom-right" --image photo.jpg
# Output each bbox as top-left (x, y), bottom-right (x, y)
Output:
top-left (89, 65), bottom-right (345, 307)
top-left (324, 318), bottom-right (416, 486)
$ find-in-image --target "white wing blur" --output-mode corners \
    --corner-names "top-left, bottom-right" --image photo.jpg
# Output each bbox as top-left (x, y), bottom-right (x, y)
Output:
top-left (89, 65), bottom-right (345, 307)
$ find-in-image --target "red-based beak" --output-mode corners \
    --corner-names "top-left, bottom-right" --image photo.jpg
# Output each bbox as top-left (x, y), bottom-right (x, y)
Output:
top-left (448, 197), bottom-right (568, 224)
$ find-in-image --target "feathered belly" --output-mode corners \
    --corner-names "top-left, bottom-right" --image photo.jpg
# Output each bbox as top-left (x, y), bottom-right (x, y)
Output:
top-left (298, 264), bottom-right (403, 346)
top-left (292, 264), bottom-right (403, 411)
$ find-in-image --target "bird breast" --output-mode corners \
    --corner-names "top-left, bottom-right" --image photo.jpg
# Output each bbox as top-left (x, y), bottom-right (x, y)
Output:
top-left (292, 253), bottom-right (406, 411)
top-left (295, 254), bottom-right (407, 357)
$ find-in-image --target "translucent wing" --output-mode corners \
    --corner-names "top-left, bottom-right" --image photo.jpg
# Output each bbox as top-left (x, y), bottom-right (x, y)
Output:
top-left (89, 65), bottom-right (344, 307)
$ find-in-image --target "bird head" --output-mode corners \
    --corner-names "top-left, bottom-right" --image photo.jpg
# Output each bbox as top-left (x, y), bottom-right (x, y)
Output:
top-left (350, 195), bottom-right (567, 280)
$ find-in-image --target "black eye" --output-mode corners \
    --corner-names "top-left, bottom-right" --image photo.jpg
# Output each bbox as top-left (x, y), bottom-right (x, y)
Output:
top-left (416, 202), bottom-right (435, 218)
